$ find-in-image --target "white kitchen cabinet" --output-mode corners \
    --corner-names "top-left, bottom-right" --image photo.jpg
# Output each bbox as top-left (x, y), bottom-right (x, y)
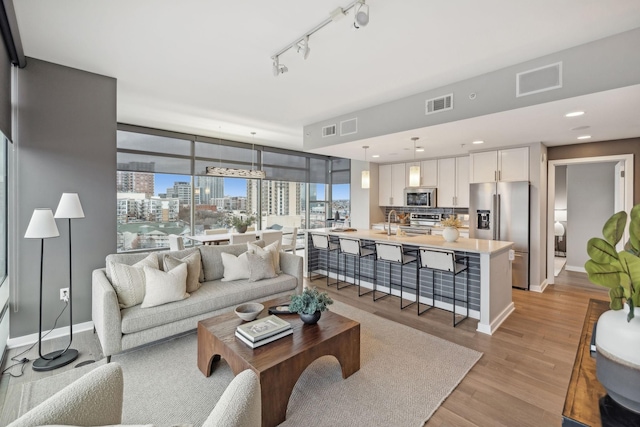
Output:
top-left (470, 147), bottom-right (529, 183)
top-left (431, 228), bottom-right (469, 238)
top-left (378, 163), bottom-right (406, 206)
top-left (437, 156), bottom-right (469, 207)
top-left (421, 159), bottom-right (438, 187)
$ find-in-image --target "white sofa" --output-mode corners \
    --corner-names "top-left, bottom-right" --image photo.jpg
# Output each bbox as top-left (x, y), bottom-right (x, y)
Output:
top-left (8, 363), bottom-right (261, 427)
top-left (92, 242), bottom-right (303, 359)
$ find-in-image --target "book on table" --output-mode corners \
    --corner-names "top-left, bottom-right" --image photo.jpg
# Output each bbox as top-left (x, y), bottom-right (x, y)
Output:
top-left (236, 314), bottom-right (291, 343)
top-left (235, 328), bottom-right (293, 348)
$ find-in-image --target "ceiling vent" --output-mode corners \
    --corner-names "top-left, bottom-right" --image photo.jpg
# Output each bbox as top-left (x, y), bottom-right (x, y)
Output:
top-left (516, 62), bottom-right (562, 97)
top-left (340, 118), bottom-right (358, 136)
top-left (425, 94), bottom-right (453, 115)
top-left (322, 124), bottom-right (337, 137)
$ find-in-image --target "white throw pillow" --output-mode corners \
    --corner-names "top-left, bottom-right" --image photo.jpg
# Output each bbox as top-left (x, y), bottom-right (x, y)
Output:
top-left (163, 251), bottom-right (202, 293)
top-left (247, 240), bottom-right (281, 274)
top-left (108, 253), bottom-right (159, 308)
top-left (220, 252), bottom-right (250, 282)
top-left (247, 252), bottom-right (277, 282)
top-left (140, 263), bottom-right (189, 308)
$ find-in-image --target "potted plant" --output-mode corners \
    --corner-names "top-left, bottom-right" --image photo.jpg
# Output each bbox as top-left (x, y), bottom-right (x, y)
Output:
top-left (440, 216), bottom-right (462, 242)
top-left (584, 203), bottom-right (640, 413)
top-left (228, 214), bottom-right (255, 233)
top-left (289, 287), bottom-right (334, 324)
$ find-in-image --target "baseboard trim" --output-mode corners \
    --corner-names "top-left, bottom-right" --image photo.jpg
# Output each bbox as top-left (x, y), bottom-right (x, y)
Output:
top-left (565, 265), bottom-right (587, 273)
top-left (7, 321), bottom-right (94, 349)
top-left (476, 302), bottom-right (515, 335)
top-left (530, 279), bottom-right (548, 293)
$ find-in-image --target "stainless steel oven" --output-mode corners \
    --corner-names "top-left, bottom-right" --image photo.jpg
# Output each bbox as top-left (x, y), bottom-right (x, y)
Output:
top-left (404, 187), bottom-right (436, 207)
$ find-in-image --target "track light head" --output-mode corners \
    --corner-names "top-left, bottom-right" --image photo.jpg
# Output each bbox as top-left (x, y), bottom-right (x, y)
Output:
top-left (272, 56), bottom-right (288, 76)
top-left (353, 0), bottom-right (369, 29)
top-left (296, 36), bottom-right (310, 60)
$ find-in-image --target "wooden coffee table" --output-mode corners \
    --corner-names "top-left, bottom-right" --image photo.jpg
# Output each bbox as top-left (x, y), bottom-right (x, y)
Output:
top-left (197, 297), bottom-right (360, 427)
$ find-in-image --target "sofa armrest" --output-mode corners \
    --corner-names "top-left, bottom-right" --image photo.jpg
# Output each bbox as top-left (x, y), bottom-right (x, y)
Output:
top-left (92, 268), bottom-right (123, 357)
top-left (8, 363), bottom-right (124, 427)
top-left (279, 252), bottom-right (303, 294)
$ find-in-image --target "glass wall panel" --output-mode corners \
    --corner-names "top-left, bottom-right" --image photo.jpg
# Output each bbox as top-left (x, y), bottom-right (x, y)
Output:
top-left (117, 130), bottom-right (191, 156)
top-left (117, 152), bottom-right (191, 175)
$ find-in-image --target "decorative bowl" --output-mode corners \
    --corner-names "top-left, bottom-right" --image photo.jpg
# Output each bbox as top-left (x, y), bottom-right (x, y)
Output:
top-left (234, 303), bottom-right (264, 321)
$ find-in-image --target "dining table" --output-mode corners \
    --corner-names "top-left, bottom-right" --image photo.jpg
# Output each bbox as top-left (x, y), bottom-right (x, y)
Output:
top-left (185, 230), bottom-right (279, 245)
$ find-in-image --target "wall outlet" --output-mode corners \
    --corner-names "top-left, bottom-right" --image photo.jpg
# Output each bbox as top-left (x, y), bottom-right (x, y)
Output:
top-left (60, 288), bottom-right (69, 301)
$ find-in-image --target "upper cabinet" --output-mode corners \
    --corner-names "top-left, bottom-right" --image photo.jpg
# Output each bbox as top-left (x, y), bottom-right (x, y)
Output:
top-left (379, 163), bottom-right (406, 207)
top-left (437, 156), bottom-right (469, 208)
top-left (470, 147), bottom-right (529, 183)
top-left (405, 160), bottom-right (438, 187)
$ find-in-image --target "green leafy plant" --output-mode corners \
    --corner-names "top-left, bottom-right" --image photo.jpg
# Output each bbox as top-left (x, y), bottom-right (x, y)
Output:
top-left (440, 216), bottom-right (462, 228)
top-left (585, 203), bottom-right (640, 321)
top-left (227, 214), bottom-right (255, 229)
top-left (289, 287), bottom-right (334, 315)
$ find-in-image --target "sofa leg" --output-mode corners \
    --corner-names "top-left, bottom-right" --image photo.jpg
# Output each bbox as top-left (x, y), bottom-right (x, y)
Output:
top-left (106, 355), bottom-right (111, 363)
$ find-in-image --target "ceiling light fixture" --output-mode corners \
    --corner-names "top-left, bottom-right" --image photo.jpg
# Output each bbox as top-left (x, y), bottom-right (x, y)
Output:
top-left (565, 111), bottom-right (585, 117)
top-left (577, 135), bottom-right (592, 140)
top-left (416, 147), bottom-right (425, 152)
top-left (372, 154), bottom-right (380, 158)
top-left (472, 140), bottom-right (484, 145)
top-left (409, 137), bottom-right (420, 187)
top-left (271, 0), bottom-right (371, 76)
top-left (207, 132), bottom-right (266, 179)
top-left (353, 0), bottom-right (369, 29)
top-left (361, 146), bottom-right (370, 189)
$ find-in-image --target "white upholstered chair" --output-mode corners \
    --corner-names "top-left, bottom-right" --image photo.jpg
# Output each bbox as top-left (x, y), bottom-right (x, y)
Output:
top-left (168, 234), bottom-right (185, 251)
top-left (230, 232), bottom-right (257, 244)
top-left (260, 230), bottom-right (283, 246)
top-left (281, 227), bottom-right (298, 254)
top-left (205, 228), bottom-right (228, 235)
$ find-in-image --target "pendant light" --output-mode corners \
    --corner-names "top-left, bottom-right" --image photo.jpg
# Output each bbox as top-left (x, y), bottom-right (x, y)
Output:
top-left (409, 137), bottom-right (420, 187)
top-left (361, 146), bottom-right (370, 189)
top-left (206, 131), bottom-right (266, 179)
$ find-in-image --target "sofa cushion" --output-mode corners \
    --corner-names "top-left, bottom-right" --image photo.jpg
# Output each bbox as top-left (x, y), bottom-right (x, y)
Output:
top-left (220, 252), bottom-right (250, 282)
top-left (247, 240), bottom-right (281, 274)
top-left (140, 264), bottom-right (189, 308)
top-left (163, 250), bottom-right (202, 292)
top-left (247, 252), bottom-right (277, 282)
top-left (199, 241), bottom-right (264, 281)
top-left (120, 274), bottom-right (298, 334)
top-left (105, 247), bottom-right (201, 280)
top-left (108, 254), bottom-right (159, 309)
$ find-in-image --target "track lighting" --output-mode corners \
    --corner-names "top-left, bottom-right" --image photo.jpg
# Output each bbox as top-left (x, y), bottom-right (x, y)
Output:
top-left (353, 0), bottom-right (369, 29)
top-left (272, 56), bottom-right (288, 76)
top-left (295, 36), bottom-right (311, 60)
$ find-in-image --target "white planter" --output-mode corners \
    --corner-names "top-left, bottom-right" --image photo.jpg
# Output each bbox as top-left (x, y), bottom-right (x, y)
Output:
top-left (596, 307), bottom-right (640, 413)
top-left (442, 227), bottom-right (459, 243)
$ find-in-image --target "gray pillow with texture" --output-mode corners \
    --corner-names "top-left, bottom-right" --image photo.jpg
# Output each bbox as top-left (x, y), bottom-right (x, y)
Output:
top-left (108, 253), bottom-right (159, 308)
top-left (163, 251), bottom-right (202, 293)
top-left (247, 252), bottom-right (277, 282)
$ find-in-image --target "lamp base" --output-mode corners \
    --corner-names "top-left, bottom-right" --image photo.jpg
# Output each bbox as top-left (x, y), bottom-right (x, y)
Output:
top-left (32, 348), bottom-right (79, 372)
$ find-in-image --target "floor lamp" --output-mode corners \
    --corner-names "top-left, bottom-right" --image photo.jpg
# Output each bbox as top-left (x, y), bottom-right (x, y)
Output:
top-left (24, 208), bottom-right (79, 371)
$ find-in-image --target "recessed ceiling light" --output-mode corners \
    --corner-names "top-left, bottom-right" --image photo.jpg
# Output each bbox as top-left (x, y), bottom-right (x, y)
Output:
top-left (416, 147), bottom-right (425, 152)
top-left (371, 154), bottom-right (380, 158)
top-left (472, 140), bottom-right (484, 145)
top-left (565, 111), bottom-right (585, 117)
top-left (577, 135), bottom-right (591, 140)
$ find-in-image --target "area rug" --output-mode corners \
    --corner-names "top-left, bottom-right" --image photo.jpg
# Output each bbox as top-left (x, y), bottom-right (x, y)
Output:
top-left (18, 301), bottom-right (482, 427)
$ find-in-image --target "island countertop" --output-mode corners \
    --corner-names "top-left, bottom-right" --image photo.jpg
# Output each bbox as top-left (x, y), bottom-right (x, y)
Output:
top-left (310, 227), bottom-right (513, 255)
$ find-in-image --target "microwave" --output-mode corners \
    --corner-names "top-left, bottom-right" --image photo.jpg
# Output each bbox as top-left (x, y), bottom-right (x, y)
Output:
top-left (404, 187), bottom-right (436, 207)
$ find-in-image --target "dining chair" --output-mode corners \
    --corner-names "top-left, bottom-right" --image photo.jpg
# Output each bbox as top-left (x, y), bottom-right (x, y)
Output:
top-left (280, 227), bottom-right (298, 254)
top-left (230, 232), bottom-right (257, 244)
top-left (261, 230), bottom-right (283, 247)
top-left (168, 234), bottom-right (185, 251)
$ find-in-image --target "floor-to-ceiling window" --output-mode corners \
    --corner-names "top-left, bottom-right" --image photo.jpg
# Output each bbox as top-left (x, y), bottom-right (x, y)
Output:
top-left (116, 126), bottom-right (350, 252)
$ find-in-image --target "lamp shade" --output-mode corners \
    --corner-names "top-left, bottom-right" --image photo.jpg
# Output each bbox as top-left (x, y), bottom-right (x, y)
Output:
top-left (361, 170), bottom-right (370, 189)
top-left (55, 193), bottom-right (85, 219)
top-left (554, 221), bottom-right (565, 237)
top-left (25, 208), bottom-right (60, 239)
top-left (409, 165), bottom-right (420, 187)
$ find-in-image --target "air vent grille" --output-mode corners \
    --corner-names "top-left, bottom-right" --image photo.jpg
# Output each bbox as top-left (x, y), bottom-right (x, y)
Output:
top-left (340, 118), bottom-right (358, 136)
top-left (322, 124), bottom-right (337, 137)
top-left (425, 94), bottom-right (453, 115)
top-left (517, 62), bottom-right (562, 97)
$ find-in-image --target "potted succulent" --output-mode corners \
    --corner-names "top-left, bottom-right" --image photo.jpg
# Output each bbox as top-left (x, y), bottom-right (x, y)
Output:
top-left (584, 203), bottom-right (640, 413)
top-left (289, 287), bottom-right (334, 324)
top-left (440, 216), bottom-right (462, 242)
top-left (228, 214), bottom-right (255, 233)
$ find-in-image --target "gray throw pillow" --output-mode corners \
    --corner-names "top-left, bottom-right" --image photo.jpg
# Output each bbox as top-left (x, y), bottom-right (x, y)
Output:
top-left (108, 253), bottom-right (159, 308)
top-left (163, 251), bottom-right (202, 293)
top-left (247, 252), bottom-right (277, 282)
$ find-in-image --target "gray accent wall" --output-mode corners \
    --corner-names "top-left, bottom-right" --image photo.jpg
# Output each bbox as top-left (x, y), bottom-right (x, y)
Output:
top-left (0, 37), bottom-right (10, 138)
top-left (11, 58), bottom-right (116, 337)
top-left (566, 162), bottom-right (616, 271)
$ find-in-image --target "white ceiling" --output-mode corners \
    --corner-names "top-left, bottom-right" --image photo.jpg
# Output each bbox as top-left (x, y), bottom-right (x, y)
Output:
top-left (13, 1), bottom-right (640, 161)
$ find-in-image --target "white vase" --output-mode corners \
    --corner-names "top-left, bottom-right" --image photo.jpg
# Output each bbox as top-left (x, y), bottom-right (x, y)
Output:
top-left (595, 307), bottom-right (640, 413)
top-left (442, 227), bottom-right (459, 242)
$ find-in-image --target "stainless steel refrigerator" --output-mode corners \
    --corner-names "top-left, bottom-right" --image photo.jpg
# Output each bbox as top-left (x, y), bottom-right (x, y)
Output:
top-left (469, 181), bottom-right (530, 290)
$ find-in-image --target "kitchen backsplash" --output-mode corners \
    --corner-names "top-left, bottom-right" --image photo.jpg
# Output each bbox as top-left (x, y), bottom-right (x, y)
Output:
top-left (381, 206), bottom-right (470, 226)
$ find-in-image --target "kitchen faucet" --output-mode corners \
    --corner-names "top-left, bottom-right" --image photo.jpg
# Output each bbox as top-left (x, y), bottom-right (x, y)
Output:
top-left (387, 209), bottom-right (397, 236)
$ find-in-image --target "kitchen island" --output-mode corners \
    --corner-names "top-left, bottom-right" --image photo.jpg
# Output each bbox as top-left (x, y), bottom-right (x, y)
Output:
top-left (306, 228), bottom-right (514, 335)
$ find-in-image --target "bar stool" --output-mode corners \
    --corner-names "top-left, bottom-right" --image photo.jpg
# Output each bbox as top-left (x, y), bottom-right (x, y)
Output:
top-left (418, 248), bottom-right (469, 326)
top-left (310, 233), bottom-right (340, 288)
top-left (373, 242), bottom-right (418, 310)
top-left (338, 237), bottom-right (376, 295)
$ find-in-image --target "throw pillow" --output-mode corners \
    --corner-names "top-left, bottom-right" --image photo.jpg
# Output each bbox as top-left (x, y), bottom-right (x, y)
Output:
top-left (220, 252), bottom-right (250, 282)
top-left (163, 251), bottom-right (202, 293)
top-left (140, 263), bottom-right (189, 308)
top-left (246, 252), bottom-right (277, 282)
top-left (247, 240), bottom-right (281, 274)
top-left (108, 253), bottom-right (159, 308)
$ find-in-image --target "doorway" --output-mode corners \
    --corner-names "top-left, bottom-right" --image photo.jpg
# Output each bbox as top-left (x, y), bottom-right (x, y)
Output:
top-left (546, 154), bottom-right (633, 285)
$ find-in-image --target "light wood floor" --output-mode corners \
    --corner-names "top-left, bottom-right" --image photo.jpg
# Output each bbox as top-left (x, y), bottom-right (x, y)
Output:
top-left (0, 269), bottom-right (608, 427)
